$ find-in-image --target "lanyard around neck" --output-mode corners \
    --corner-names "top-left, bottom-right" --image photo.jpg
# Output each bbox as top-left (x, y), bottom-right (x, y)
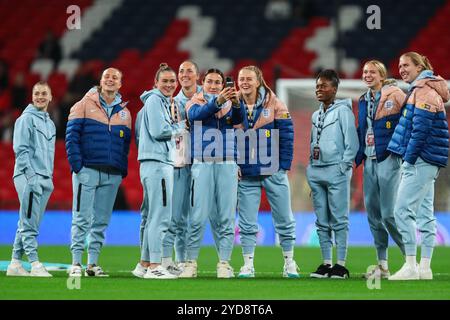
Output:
top-left (315, 106), bottom-right (329, 145)
top-left (246, 102), bottom-right (256, 128)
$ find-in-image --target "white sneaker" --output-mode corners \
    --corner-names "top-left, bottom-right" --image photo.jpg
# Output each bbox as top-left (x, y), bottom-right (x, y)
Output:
top-left (388, 263), bottom-right (419, 280)
top-left (419, 267), bottom-right (433, 280)
top-left (177, 262), bottom-right (186, 271)
top-left (30, 263), bottom-right (53, 277)
top-left (363, 265), bottom-right (390, 279)
top-left (166, 262), bottom-right (184, 276)
top-left (179, 260), bottom-right (197, 278)
top-left (68, 264), bottom-right (83, 277)
top-left (131, 263), bottom-right (147, 278)
top-left (237, 265), bottom-right (255, 278)
top-left (217, 261), bottom-right (234, 278)
top-left (85, 265), bottom-right (109, 277)
top-left (144, 265), bottom-right (177, 279)
top-left (283, 260), bottom-right (300, 278)
top-left (6, 262), bottom-right (30, 277)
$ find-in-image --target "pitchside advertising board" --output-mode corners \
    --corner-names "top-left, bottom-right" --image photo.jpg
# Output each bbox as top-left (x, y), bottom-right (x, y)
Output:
top-left (1, 211), bottom-right (449, 246)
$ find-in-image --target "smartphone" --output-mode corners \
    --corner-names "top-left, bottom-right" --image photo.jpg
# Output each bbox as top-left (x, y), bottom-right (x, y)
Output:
top-left (225, 76), bottom-right (234, 88)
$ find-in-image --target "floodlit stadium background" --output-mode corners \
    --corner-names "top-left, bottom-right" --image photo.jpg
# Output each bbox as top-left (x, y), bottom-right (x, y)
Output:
top-left (1, 0), bottom-right (450, 246)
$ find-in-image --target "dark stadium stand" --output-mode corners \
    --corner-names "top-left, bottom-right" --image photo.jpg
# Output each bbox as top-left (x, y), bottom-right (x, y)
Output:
top-left (0, 0), bottom-right (449, 211)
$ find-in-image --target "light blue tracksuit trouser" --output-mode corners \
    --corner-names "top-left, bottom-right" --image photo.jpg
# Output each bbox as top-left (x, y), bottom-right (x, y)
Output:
top-left (238, 170), bottom-right (296, 255)
top-left (363, 155), bottom-right (405, 260)
top-left (140, 160), bottom-right (174, 263)
top-left (138, 180), bottom-right (149, 261)
top-left (162, 166), bottom-right (191, 262)
top-left (394, 157), bottom-right (439, 259)
top-left (70, 167), bottom-right (122, 265)
top-left (186, 160), bottom-right (238, 261)
top-left (306, 164), bottom-right (351, 262)
top-left (12, 174), bottom-right (53, 263)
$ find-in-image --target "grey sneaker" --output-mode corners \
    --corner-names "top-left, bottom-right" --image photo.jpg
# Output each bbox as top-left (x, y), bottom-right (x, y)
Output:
top-left (68, 264), bottom-right (83, 277)
top-left (166, 262), bottom-right (184, 276)
top-left (85, 264), bottom-right (109, 277)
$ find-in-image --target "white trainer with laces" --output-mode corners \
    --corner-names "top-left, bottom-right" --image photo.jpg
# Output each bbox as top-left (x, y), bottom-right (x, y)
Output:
top-left (283, 260), bottom-right (300, 278)
top-left (179, 260), bottom-right (197, 278)
top-left (237, 265), bottom-right (255, 278)
top-left (217, 261), bottom-right (234, 278)
top-left (6, 263), bottom-right (30, 277)
top-left (144, 265), bottom-right (177, 279)
top-left (30, 263), bottom-right (53, 277)
top-left (388, 263), bottom-right (419, 280)
top-left (166, 262), bottom-right (183, 276)
top-left (68, 265), bottom-right (82, 277)
top-left (177, 262), bottom-right (185, 271)
top-left (131, 263), bottom-right (147, 278)
top-left (419, 267), bottom-right (433, 280)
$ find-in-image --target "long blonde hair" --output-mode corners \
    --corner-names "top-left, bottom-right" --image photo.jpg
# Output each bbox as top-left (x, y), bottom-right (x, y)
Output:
top-left (400, 52), bottom-right (433, 72)
top-left (238, 65), bottom-right (272, 101)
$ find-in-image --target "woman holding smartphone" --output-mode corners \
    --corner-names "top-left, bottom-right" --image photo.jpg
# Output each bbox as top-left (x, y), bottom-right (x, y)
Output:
top-left (235, 65), bottom-right (299, 279)
top-left (179, 68), bottom-right (244, 278)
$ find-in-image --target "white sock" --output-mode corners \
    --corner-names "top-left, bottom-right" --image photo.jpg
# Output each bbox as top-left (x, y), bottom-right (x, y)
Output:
top-left (337, 260), bottom-right (346, 267)
top-left (419, 257), bottom-right (431, 269)
top-left (283, 251), bottom-right (293, 263)
top-left (161, 257), bottom-right (172, 268)
top-left (406, 255), bottom-right (416, 268)
top-left (324, 260), bottom-right (332, 266)
top-left (243, 254), bottom-right (254, 267)
top-left (31, 261), bottom-right (41, 268)
top-left (379, 260), bottom-right (388, 270)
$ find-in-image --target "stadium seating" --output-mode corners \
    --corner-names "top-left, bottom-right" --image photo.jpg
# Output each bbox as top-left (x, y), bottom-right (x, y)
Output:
top-left (389, 0), bottom-right (450, 79)
top-left (0, 0), bottom-right (448, 211)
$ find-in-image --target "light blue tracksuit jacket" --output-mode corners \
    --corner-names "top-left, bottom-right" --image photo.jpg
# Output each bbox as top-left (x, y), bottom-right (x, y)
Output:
top-left (185, 91), bottom-right (242, 262)
top-left (306, 98), bottom-right (358, 262)
top-left (12, 104), bottom-right (55, 263)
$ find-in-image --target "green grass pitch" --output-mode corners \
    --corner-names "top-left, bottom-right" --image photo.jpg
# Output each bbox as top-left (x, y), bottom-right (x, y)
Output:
top-left (0, 245), bottom-right (449, 300)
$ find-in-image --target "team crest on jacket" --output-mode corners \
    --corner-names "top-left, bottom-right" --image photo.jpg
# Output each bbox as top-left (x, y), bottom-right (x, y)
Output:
top-left (119, 110), bottom-right (128, 120)
top-left (385, 100), bottom-right (394, 109)
top-left (262, 109), bottom-right (270, 118)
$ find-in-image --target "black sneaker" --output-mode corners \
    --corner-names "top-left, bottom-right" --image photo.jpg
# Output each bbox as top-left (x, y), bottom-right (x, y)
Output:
top-left (310, 263), bottom-right (332, 278)
top-left (329, 264), bottom-right (350, 279)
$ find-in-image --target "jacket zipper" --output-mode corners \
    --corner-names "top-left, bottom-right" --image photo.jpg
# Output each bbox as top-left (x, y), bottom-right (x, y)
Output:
top-left (99, 102), bottom-right (113, 163)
